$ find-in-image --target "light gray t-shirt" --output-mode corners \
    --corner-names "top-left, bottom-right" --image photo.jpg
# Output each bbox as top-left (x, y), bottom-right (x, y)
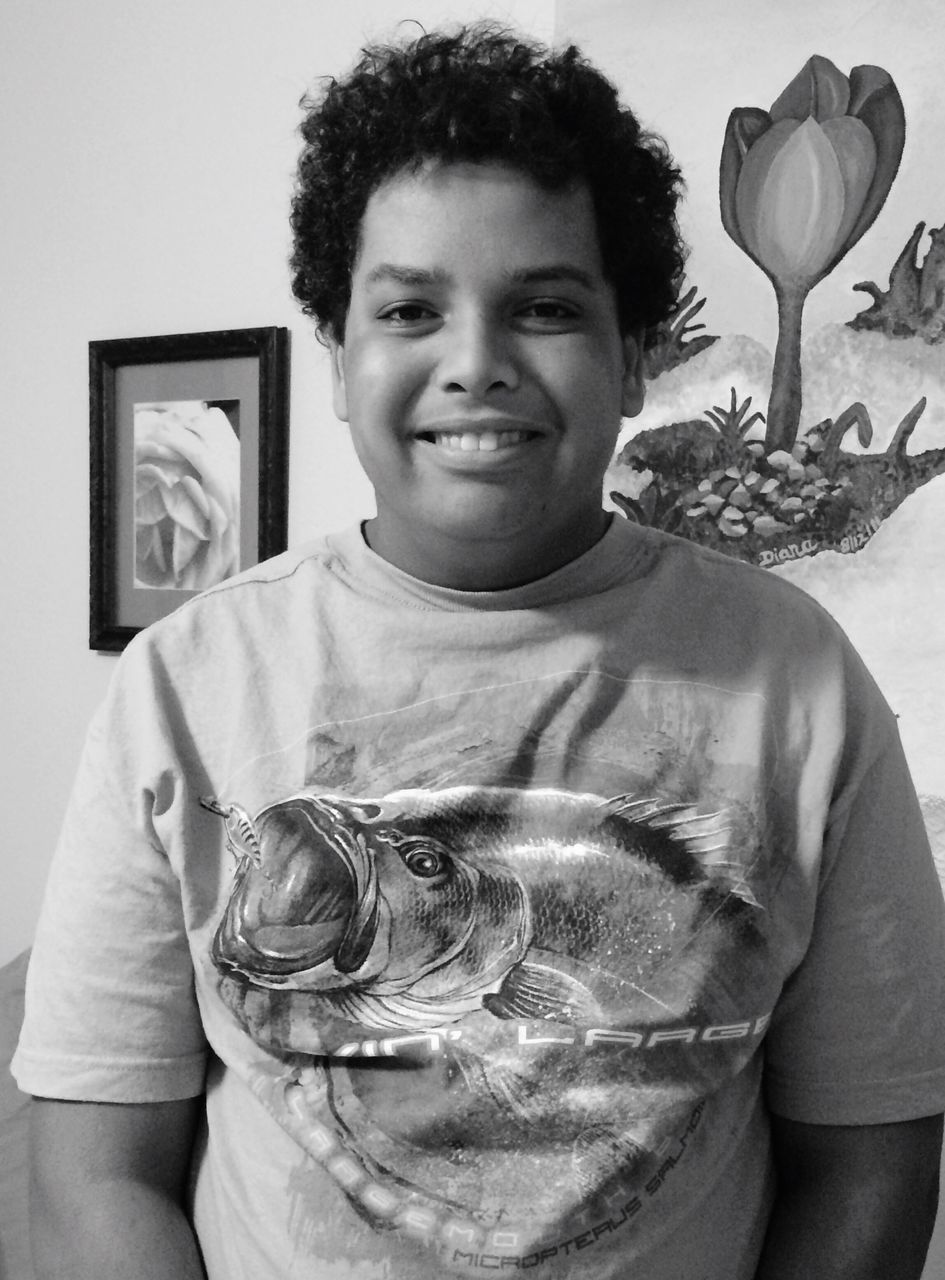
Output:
top-left (14, 518), bottom-right (945, 1278)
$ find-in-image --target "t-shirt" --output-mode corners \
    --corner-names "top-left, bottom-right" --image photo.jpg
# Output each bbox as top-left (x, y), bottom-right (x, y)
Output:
top-left (14, 517), bottom-right (945, 1279)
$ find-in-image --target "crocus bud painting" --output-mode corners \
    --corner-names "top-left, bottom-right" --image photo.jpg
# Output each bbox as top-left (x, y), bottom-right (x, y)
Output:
top-left (582, 35), bottom-right (945, 574)
top-left (722, 58), bottom-right (905, 291)
top-left (720, 57), bottom-right (905, 452)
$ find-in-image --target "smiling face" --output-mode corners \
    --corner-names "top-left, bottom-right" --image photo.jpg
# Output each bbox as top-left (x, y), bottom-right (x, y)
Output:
top-left (328, 162), bottom-right (645, 589)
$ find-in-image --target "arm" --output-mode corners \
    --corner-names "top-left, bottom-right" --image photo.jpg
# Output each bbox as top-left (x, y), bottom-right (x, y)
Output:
top-left (755, 1112), bottom-right (943, 1280)
top-left (29, 1095), bottom-right (206, 1280)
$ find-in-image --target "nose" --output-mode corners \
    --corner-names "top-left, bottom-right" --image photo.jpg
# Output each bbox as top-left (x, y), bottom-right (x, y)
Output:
top-left (437, 312), bottom-right (519, 397)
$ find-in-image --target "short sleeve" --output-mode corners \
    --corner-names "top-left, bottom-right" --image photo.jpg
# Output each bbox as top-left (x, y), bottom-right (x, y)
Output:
top-left (764, 717), bottom-right (945, 1124)
top-left (11, 640), bottom-right (208, 1102)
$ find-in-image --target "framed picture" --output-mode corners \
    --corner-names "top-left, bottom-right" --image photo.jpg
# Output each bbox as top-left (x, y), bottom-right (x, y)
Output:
top-left (89, 326), bottom-right (290, 651)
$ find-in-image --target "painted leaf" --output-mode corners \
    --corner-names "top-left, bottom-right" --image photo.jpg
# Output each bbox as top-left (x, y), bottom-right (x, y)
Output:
top-left (841, 65), bottom-right (906, 251)
top-left (736, 117), bottom-right (846, 285)
top-left (720, 107), bottom-right (772, 256)
top-left (732, 119), bottom-right (800, 265)
top-left (847, 63), bottom-right (896, 117)
top-left (769, 54), bottom-right (850, 123)
top-left (821, 116), bottom-right (876, 260)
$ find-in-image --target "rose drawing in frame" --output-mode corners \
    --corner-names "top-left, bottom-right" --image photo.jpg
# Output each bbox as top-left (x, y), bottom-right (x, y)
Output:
top-left (133, 400), bottom-right (241, 591)
top-left (90, 327), bottom-right (289, 651)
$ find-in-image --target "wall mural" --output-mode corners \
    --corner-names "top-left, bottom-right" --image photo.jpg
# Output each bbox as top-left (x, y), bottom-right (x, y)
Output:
top-left (557, 3), bottom-right (945, 884)
top-left (609, 56), bottom-right (945, 568)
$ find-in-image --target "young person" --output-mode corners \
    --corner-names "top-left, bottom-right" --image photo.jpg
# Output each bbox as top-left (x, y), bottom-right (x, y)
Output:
top-left (15, 24), bottom-right (945, 1280)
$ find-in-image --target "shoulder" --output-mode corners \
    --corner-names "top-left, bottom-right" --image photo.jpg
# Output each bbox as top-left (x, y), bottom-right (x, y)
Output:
top-left (91, 530), bottom-right (369, 725)
top-left (128, 527), bottom-right (363, 655)
top-left (176, 529), bottom-right (353, 612)
top-left (618, 524), bottom-right (898, 747)
top-left (629, 523), bottom-right (849, 649)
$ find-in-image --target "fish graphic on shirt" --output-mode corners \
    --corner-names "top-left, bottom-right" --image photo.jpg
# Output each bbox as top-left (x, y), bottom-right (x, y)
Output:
top-left (204, 784), bottom-right (767, 1228)
top-left (206, 785), bottom-right (761, 1043)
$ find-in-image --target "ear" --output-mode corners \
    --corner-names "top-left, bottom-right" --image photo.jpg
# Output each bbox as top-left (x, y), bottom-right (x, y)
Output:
top-left (620, 330), bottom-right (646, 419)
top-left (327, 335), bottom-right (349, 422)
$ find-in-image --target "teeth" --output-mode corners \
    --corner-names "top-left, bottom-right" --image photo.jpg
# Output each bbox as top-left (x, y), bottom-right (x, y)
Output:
top-left (431, 430), bottom-right (530, 452)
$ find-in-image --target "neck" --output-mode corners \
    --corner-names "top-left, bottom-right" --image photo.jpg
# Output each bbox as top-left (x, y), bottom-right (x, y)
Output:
top-left (362, 513), bottom-right (612, 591)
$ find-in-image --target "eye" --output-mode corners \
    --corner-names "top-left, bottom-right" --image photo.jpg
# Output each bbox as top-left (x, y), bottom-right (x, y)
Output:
top-left (377, 301), bottom-right (438, 327)
top-left (403, 847), bottom-right (446, 878)
top-left (377, 827), bottom-right (454, 881)
top-left (515, 298), bottom-right (581, 330)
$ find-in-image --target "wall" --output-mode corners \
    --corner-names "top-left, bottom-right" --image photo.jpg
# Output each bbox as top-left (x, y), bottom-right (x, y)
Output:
top-left (0, 0), bottom-right (554, 968)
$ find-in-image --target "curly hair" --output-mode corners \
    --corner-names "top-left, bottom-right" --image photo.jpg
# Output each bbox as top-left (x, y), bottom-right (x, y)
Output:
top-left (290, 24), bottom-right (686, 343)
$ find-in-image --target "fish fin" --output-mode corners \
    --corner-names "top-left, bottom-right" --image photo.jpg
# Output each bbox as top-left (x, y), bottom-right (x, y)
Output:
top-left (685, 836), bottom-right (762, 909)
top-left (444, 1044), bottom-right (545, 1130)
top-left (604, 794), bottom-right (665, 821)
top-left (482, 1062), bottom-right (546, 1128)
top-left (484, 959), bottom-right (600, 1024)
top-left (571, 1125), bottom-right (650, 1197)
top-left (698, 860), bottom-right (763, 909)
top-left (604, 794), bottom-right (761, 909)
top-left (605, 795), bottom-right (722, 841)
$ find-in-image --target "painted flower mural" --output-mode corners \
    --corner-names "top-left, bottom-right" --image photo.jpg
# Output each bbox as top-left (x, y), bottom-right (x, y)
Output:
top-left (608, 52), bottom-right (945, 571)
top-left (134, 401), bottom-right (240, 591)
top-left (720, 55), bottom-right (905, 451)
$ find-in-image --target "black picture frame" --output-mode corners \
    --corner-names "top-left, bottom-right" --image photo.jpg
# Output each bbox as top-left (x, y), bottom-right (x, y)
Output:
top-left (89, 326), bottom-right (289, 651)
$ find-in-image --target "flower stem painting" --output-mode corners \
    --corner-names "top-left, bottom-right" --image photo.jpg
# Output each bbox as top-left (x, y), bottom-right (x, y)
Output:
top-left (90, 328), bottom-right (289, 651)
top-left (720, 56), bottom-right (905, 454)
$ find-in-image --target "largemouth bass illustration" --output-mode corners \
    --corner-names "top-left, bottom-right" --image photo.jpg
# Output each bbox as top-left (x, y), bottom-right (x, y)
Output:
top-left (207, 785), bottom-right (761, 1041)
top-left (204, 785), bottom-right (768, 1237)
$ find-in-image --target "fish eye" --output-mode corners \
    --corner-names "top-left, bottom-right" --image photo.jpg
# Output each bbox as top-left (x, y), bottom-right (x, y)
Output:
top-left (403, 847), bottom-right (445, 878)
top-left (376, 828), bottom-right (453, 881)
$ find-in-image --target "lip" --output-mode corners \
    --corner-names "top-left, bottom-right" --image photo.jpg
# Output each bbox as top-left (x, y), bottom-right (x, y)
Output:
top-left (413, 417), bottom-right (545, 436)
top-left (410, 418), bottom-right (547, 463)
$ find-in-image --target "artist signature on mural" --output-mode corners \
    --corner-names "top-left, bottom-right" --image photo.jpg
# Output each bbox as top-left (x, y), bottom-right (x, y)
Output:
top-left (756, 516), bottom-right (882, 567)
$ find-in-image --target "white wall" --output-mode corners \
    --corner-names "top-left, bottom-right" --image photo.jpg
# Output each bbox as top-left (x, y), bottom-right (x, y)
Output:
top-left (0, 0), bottom-right (554, 968)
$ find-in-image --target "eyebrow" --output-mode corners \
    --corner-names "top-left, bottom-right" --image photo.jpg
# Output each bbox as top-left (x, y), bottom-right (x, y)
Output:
top-left (363, 264), bottom-right (448, 288)
top-left (510, 265), bottom-right (597, 289)
top-left (362, 263), bottom-right (598, 290)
